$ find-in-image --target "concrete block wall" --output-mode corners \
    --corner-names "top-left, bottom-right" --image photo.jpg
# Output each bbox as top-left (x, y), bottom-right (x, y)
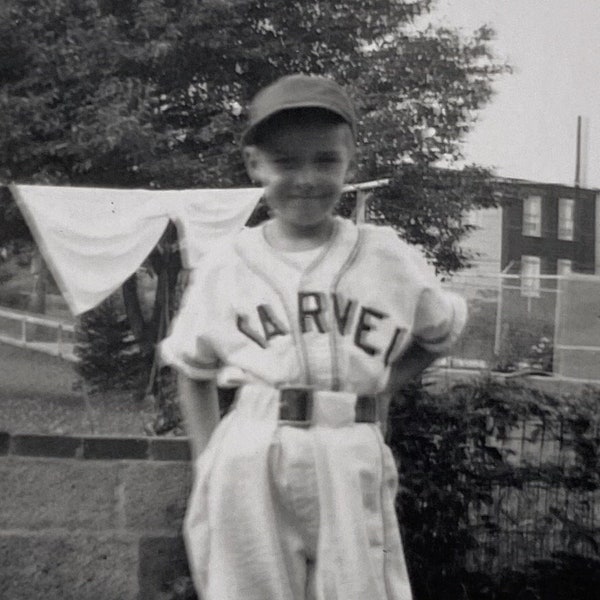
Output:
top-left (0, 432), bottom-right (194, 600)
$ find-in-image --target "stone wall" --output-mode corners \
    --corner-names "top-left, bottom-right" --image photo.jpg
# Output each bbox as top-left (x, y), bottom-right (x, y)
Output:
top-left (0, 432), bottom-right (194, 600)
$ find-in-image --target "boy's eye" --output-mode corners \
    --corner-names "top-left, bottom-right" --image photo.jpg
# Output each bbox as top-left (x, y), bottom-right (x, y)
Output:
top-left (316, 154), bottom-right (341, 165)
top-left (271, 153), bottom-right (342, 169)
top-left (274, 157), bottom-right (296, 168)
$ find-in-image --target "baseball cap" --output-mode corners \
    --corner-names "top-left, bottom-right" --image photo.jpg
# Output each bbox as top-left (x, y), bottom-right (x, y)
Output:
top-left (241, 74), bottom-right (357, 145)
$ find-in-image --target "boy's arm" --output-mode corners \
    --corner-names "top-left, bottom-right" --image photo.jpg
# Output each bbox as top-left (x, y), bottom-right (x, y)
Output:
top-left (386, 341), bottom-right (439, 392)
top-left (380, 342), bottom-right (439, 435)
top-left (177, 373), bottom-right (220, 461)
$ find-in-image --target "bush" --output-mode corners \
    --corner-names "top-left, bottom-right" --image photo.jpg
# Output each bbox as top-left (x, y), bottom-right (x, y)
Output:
top-left (388, 376), bottom-right (600, 600)
top-left (74, 295), bottom-right (152, 395)
top-left (463, 553), bottom-right (600, 600)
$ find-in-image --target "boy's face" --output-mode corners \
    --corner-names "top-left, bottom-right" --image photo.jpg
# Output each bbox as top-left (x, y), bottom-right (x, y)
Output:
top-left (245, 121), bottom-right (354, 230)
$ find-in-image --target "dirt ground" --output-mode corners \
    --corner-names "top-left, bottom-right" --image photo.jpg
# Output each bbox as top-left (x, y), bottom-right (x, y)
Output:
top-left (0, 343), bottom-right (155, 436)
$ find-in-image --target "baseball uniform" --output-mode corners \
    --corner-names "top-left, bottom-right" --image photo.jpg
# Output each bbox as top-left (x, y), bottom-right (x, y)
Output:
top-left (161, 216), bottom-right (467, 600)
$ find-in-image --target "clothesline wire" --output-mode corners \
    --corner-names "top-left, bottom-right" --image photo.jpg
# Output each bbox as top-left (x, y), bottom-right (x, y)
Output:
top-left (1, 179), bottom-right (390, 191)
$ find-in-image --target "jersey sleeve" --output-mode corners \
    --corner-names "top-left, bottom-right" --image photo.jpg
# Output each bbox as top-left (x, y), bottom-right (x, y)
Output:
top-left (390, 231), bottom-right (468, 355)
top-left (160, 265), bottom-right (221, 380)
top-left (413, 287), bottom-right (467, 355)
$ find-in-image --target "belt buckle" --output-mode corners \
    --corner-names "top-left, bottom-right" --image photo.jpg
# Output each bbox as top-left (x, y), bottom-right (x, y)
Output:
top-left (279, 386), bottom-right (314, 427)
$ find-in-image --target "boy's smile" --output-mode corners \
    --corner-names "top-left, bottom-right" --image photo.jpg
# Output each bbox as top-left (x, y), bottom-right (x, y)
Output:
top-left (245, 122), bottom-right (355, 238)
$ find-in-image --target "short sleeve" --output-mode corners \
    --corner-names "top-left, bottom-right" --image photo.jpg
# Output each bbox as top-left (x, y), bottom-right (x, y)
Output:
top-left (413, 288), bottom-right (468, 355)
top-left (160, 268), bottom-right (221, 380)
top-left (368, 226), bottom-right (468, 356)
top-left (397, 239), bottom-right (467, 354)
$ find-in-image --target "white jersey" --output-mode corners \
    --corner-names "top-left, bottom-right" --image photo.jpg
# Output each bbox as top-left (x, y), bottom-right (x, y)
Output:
top-left (161, 216), bottom-right (466, 394)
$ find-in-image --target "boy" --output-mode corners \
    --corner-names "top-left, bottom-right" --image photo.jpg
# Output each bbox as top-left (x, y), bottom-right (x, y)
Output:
top-left (161, 74), bottom-right (467, 600)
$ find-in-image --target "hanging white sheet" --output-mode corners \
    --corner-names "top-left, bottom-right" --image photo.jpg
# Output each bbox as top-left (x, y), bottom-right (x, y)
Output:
top-left (11, 185), bottom-right (263, 315)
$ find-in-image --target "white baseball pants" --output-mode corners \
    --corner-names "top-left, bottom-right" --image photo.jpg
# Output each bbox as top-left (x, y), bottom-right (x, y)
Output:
top-left (184, 384), bottom-right (413, 600)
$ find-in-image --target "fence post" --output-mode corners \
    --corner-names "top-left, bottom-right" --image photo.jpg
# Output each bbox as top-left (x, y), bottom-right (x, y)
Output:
top-left (21, 318), bottom-right (27, 345)
top-left (355, 190), bottom-right (370, 224)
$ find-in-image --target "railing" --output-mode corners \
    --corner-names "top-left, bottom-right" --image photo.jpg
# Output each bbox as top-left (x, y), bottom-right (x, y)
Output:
top-left (0, 306), bottom-right (77, 361)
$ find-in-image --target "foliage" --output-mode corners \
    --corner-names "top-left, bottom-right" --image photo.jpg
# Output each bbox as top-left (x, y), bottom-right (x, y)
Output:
top-left (389, 379), bottom-right (498, 595)
top-left (0, 0), bottom-right (509, 263)
top-left (71, 221), bottom-right (181, 402)
top-left (0, 0), bottom-right (508, 185)
top-left (74, 294), bottom-right (152, 394)
top-left (370, 165), bottom-right (515, 274)
top-left (0, 187), bottom-right (29, 247)
top-left (145, 366), bottom-right (201, 436)
top-left (1, 1), bottom-right (511, 252)
top-left (387, 376), bottom-right (600, 599)
top-left (0, 0), bottom-right (512, 395)
top-left (460, 553), bottom-right (600, 600)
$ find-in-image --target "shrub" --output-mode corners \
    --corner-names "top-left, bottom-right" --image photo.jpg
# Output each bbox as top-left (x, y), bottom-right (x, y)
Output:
top-left (74, 295), bottom-right (152, 395)
top-left (463, 553), bottom-right (600, 600)
top-left (388, 376), bottom-right (600, 600)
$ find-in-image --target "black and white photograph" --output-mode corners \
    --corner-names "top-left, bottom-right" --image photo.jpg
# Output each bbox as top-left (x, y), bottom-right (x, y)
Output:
top-left (1, 1), bottom-right (599, 598)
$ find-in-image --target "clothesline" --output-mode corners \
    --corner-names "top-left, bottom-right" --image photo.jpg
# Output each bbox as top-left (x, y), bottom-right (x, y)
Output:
top-left (11, 185), bottom-right (263, 315)
top-left (9, 180), bottom-right (390, 315)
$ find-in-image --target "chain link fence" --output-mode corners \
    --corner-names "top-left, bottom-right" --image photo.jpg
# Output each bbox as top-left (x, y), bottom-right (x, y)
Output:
top-left (441, 272), bottom-right (600, 382)
top-left (470, 416), bottom-right (600, 571)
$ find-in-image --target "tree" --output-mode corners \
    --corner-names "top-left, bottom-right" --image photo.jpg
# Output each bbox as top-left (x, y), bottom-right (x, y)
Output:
top-left (74, 294), bottom-right (149, 393)
top-left (1, 1), bottom-right (507, 187)
top-left (0, 0), bottom-right (511, 394)
top-left (369, 165), bottom-right (515, 275)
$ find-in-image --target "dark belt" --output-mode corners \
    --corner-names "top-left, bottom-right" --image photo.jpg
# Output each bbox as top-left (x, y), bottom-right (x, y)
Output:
top-left (277, 387), bottom-right (379, 425)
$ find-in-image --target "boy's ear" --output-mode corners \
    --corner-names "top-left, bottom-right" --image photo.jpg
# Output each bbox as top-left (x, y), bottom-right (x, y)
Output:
top-left (243, 145), bottom-right (263, 184)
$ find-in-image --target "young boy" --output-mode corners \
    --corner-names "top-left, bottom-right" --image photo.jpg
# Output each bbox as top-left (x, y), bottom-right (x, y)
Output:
top-left (161, 74), bottom-right (467, 600)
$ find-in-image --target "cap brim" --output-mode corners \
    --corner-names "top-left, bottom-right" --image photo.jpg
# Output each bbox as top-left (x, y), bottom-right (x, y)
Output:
top-left (241, 102), bottom-right (356, 146)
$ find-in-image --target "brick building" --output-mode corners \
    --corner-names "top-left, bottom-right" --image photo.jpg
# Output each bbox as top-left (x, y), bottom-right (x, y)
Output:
top-left (455, 179), bottom-right (600, 379)
top-left (498, 181), bottom-right (600, 380)
top-left (501, 180), bottom-right (600, 277)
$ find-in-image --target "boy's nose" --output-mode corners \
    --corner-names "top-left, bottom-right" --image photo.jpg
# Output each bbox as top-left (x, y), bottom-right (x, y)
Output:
top-left (293, 164), bottom-right (318, 187)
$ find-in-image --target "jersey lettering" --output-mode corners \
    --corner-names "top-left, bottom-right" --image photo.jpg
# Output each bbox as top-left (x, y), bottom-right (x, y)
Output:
top-left (384, 326), bottom-right (408, 366)
top-left (236, 314), bottom-right (267, 349)
top-left (353, 306), bottom-right (388, 356)
top-left (298, 292), bottom-right (328, 334)
top-left (331, 293), bottom-right (357, 335)
top-left (237, 295), bottom-right (405, 364)
top-left (257, 304), bottom-right (288, 341)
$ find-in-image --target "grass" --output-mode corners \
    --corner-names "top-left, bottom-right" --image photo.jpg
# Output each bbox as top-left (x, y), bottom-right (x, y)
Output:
top-left (1, 254), bottom-right (164, 436)
top-left (0, 343), bottom-right (156, 436)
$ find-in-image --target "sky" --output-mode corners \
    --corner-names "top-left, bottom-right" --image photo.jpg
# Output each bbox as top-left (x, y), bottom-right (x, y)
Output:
top-left (429, 0), bottom-right (600, 189)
